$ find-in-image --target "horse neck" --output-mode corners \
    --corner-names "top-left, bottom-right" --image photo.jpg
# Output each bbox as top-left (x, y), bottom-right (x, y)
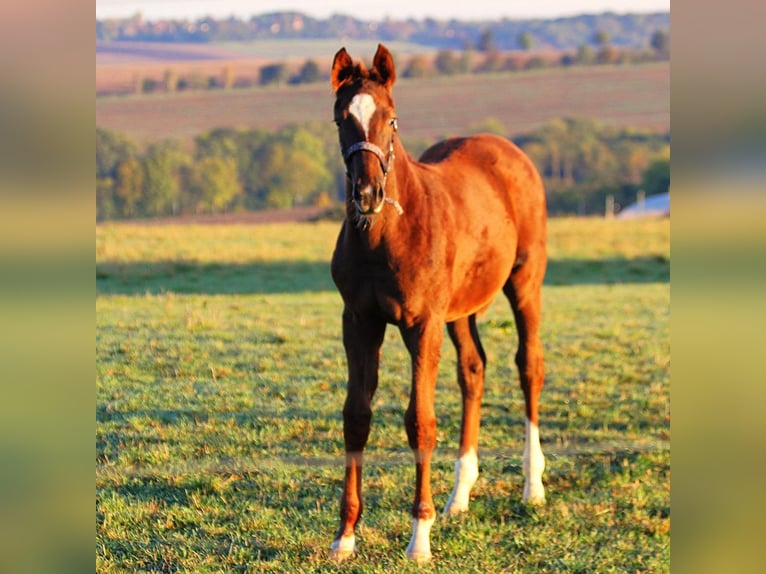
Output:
top-left (387, 136), bottom-right (417, 211)
top-left (358, 137), bottom-right (415, 244)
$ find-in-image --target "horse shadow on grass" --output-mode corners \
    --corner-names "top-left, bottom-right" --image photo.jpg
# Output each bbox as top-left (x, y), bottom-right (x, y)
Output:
top-left (96, 259), bottom-right (336, 296)
top-left (96, 255), bottom-right (668, 296)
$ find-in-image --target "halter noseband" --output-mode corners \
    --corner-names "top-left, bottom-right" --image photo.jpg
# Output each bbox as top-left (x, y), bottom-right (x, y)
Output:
top-left (343, 140), bottom-right (393, 175)
top-left (340, 119), bottom-right (403, 216)
top-left (341, 117), bottom-right (397, 179)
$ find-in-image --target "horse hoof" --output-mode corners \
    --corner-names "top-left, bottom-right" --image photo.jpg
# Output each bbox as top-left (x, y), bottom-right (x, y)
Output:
top-left (523, 491), bottom-right (547, 506)
top-left (329, 535), bottom-right (356, 561)
top-left (405, 516), bottom-right (435, 562)
top-left (523, 482), bottom-right (546, 506)
top-left (329, 548), bottom-right (355, 561)
top-left (406, 550), bottom-right (432, 562)
top-left (442, 502), bottom-right (468, 516)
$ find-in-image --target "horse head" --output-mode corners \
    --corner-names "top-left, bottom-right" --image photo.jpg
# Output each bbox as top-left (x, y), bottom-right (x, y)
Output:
top-left (331, 44), bottom-right (400, 217)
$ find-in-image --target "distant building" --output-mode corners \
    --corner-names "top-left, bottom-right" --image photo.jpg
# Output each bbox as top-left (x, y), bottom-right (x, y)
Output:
top-left (617, 192), bottom-right (669, 219)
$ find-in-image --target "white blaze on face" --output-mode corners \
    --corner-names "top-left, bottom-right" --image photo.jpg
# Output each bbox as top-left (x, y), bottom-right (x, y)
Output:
top-left (348, 93), bottom-right (376, 139)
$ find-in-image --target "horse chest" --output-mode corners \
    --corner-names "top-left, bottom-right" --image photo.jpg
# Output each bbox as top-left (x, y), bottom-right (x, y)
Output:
top-left (333, 249), bottom-right (443, 325)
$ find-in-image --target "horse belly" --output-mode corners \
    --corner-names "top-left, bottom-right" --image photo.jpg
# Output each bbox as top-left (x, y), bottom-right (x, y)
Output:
top-left (446, 260), bottom-right (510, 321)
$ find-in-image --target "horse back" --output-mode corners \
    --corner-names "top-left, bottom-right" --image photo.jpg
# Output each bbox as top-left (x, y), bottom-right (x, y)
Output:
top-left (418, 133), bottom-right (546, 247)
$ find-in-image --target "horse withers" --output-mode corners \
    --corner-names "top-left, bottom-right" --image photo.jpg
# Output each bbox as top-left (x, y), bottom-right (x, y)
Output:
top-left (329, 44), bottom-right (548, 562)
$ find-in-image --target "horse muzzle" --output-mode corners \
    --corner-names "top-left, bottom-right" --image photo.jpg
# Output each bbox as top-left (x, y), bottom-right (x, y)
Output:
top-left (353, 183), bottom-right (386, 215)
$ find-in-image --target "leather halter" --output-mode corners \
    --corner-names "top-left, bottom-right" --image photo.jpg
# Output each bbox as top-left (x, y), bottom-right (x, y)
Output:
top-left (343, 141), bottom-right (392, 175)
top-left (340, 119), bottom-right (403, 216)
top-left (341, 118), bottom-right (397, 179)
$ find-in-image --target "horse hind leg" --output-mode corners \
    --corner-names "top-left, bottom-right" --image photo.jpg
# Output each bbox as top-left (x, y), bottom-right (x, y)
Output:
top-left (443, 314), bottom-right (485, 516)
top-left (504, 251), bottom-right (547, 505)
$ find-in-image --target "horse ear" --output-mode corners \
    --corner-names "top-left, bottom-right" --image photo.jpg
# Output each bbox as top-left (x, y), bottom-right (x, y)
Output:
top-left (331, 47), bottom-right (354, 92)
top-left (372, 43), bottom-right (396, 91)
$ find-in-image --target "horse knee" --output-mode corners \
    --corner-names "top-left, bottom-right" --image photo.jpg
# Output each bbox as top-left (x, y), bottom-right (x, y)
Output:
top-left (515, 348), bottom-right (544, 389)
top-left (463, 359), bottom-right (485, 399)
top-left (343, 404), bottom-right (372, 451)
top-left (404, 408), bottom-right (437, 451)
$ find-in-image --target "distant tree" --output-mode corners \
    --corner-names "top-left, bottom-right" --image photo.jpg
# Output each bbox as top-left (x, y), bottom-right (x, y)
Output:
top-left (597, 45), bottom-right (620, 65)
top-left (468, 117), bottom-right (506, 136)
top-left (141, 78), bottom-right (159, 93)
top-left (459, 49), bottom-right (474, 73)
top-left (477, 29), bottom-right (496, 52)
top-left (294, 59), bottom-right (321, 84)
top-left (190, 156), bottom-right (242, 213)
top-left (434, 50), bottom-right (461, 75)
top-left (503, 55), bottom-right (523, 71)
top-left (594, 30), bottom-right (611, 46)
top-left (641, 157), bottom-right (670, 195)
top-left (615, 142), bottom-right (652, 185)
top-left (257, 128), bottom-right (332, 208)
top-left (114, 158), bottom-right (144, 217)
top-left (560, 52), bottom-right (577, 67)
top-left (260, 63), bottom-right (287, 86)
top-left (476, 51), bottom-right (504, 73)
top-left (178, 71), bottom-right (208, 91)
top-left (525, 56), bottom-right (547, 70)
top-left (142, 140), bottom-right (190, 216)
top-left (650, 29), bottom-right (670, 57)
top-left (402, 54), bottom-right (430, 78)
top-left (223, 65), bottom-right (235, 89)
top-left (164, 68), bottom-right (179, 93)
top-left (512, 117), bottom-right (671, 215)
top-left (96, 128), bottom-right (139, 181)
top-left (577, 44), bottom-right (596, 65)
top-left (195, 127), bottom-right (241, 161)
top-left (518, 31), bottom-right (535, 51)
top-left (96, 177), bottom-right (117, 221)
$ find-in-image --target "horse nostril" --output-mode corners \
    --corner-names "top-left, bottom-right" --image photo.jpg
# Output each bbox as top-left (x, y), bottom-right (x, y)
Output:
top-left (356, 185), bottom-right (373, 204)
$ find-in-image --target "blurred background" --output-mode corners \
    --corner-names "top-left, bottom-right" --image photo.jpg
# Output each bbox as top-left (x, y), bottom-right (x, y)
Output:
top-left (95, 0), bottom-right (670, 221)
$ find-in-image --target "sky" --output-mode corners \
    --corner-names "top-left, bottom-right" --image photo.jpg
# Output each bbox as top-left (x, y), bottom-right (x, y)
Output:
top-left (96, 1), bottom-right (670, 22)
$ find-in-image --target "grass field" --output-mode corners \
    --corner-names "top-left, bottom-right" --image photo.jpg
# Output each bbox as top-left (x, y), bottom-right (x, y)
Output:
top-left (96, 217), bottom-right (670, 572)
top-left (96, 62), bottom-right (669, 143)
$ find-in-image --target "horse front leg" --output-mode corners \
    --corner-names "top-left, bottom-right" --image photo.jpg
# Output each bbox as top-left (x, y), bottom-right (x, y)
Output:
top-left (401, 319), bottom-right (443, 562)
top-left (330, 308), bottom-right (386, 560)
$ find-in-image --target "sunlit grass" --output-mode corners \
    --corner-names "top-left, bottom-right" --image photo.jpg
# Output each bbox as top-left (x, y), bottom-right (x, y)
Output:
top-left (96, 216), bottom-right (669, 572)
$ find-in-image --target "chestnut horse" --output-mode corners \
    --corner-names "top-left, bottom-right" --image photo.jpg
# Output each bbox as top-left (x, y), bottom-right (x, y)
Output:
top-left (329, 44), bottom-right (547, 562)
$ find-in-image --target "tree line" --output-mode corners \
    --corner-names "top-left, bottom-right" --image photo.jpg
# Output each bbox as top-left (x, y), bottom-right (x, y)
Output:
top-left (96, 118), bottom-right (669, 221)
top-left (115, 31), bottom-right (668, 97)
top-left (97, 11), bottom-right (668, 52)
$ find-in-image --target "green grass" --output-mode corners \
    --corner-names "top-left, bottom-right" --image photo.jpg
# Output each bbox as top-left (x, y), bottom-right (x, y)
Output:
top-left (96, 217), bottom-right (669, 572)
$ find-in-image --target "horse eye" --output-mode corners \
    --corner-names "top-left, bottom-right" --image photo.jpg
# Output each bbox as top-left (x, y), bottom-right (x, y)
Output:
top-left (390, 118), bottom-right (398, 129)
